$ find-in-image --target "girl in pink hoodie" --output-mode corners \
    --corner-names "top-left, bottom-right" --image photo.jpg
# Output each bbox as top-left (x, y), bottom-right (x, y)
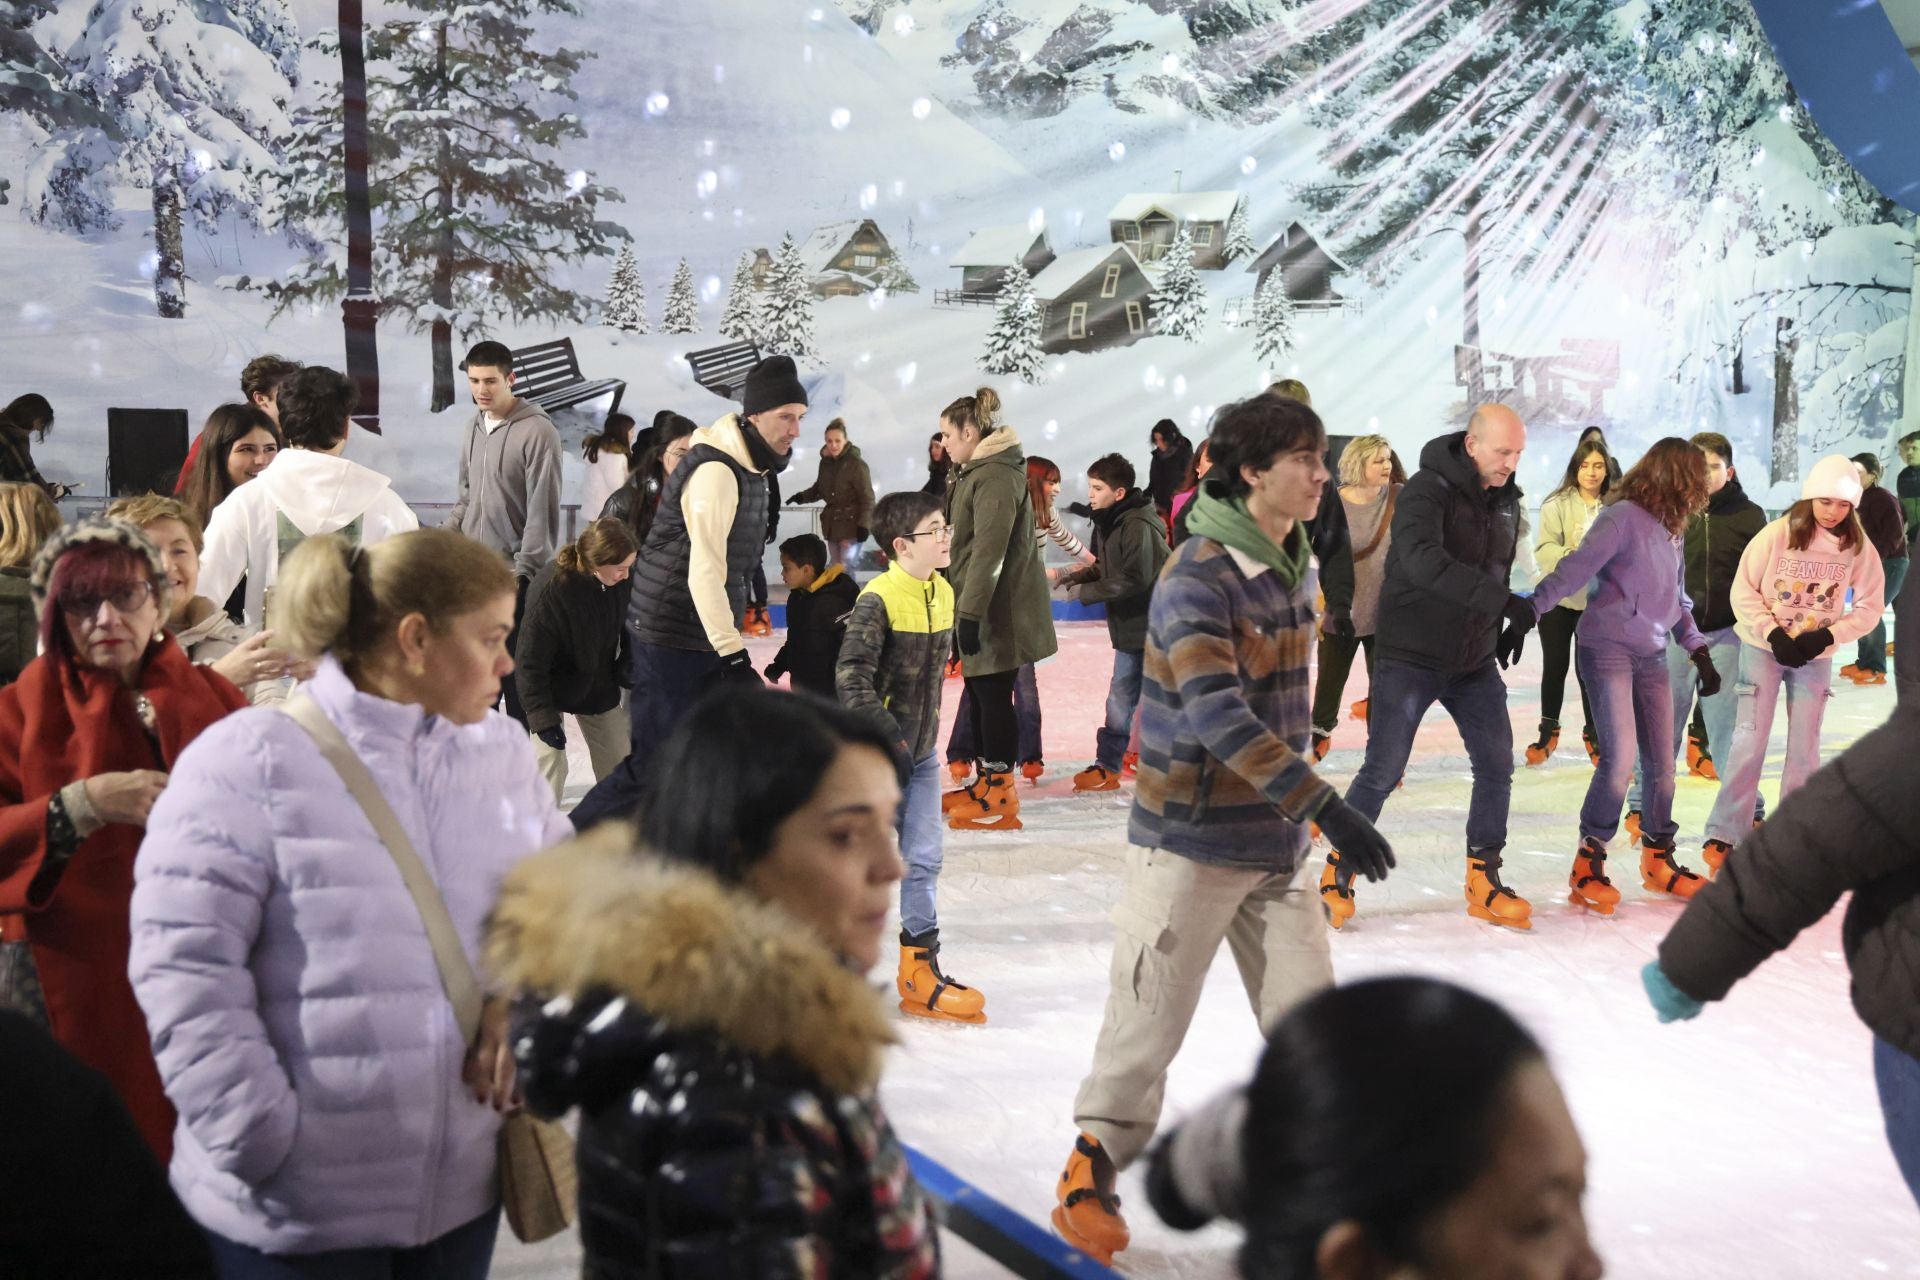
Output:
top-left (1702, 455), bottom-right (1884, 871)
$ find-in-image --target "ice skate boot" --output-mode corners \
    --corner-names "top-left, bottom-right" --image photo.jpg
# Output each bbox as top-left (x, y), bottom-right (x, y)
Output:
top-left (1568, 838), bottom-right (1621, 915)
top-left (897, 929), bottom-right (987, 1025)
top-left (1465, 853), bottom-right (1532, 930)
top-left (1121, 750), bottom-right (1138, 777)
top-left (1686, 734), bottom-right (1717, 780)
top-left (1311, 732), bottom-right (1332, 763)
top-left (1320, 852), bottom-right (1356, 930)
top-left (1349, 697), bottom-right (1369, 723)
top-left (1855, 670), bottom-right (1888, 685)
top-left (1840, 663), bottom-right (1866, 682)
top-left (1524, 721), bottom-right (1560, 767)
top-left (745, 607), bottom-right (773, 638)
top-left (1701, 838), bottom-right (1732, 877)
top-left (1073, 765), bottom-right (1121, 792)
top-left (947, 760), bottom-right (972, 786)
top-left (1582, 725), bottom-right (1601, 767)
top-left (1053, 1133), bottom-right (1129, 1265)
top-left (1640, 838), bottom-right (1706, 899)
top-left (1623, 809), bottom-right (1642, 843)
top-left (948, 769), bottom-right (1022, 830)
top-left (1020, 759), bottom-right (1046, 783)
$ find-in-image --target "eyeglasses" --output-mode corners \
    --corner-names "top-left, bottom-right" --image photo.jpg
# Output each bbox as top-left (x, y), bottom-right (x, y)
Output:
top-left (59, 579), bottom-right (157, 619)
top-left (902, 524), bottom-right (953, 541)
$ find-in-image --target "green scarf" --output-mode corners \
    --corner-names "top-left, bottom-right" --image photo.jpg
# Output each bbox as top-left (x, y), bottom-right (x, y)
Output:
top-left (1185, 485), bottom-right (1312, 588)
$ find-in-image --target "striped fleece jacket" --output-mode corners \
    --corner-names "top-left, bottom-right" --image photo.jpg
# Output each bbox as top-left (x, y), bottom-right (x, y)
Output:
top-left (1128, 534), bottom-right (1336, 869)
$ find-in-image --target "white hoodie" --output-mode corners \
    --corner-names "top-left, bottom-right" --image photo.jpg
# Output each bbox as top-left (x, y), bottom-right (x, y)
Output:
top-left (199, 449), bottom-right (420, 628)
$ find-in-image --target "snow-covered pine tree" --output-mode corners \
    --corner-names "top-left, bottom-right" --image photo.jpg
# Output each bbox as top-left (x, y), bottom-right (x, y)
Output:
top-left (979, 262), bottom-right (1045, 383)
top-left (603, 245), bottom-right (648, 333)
top-left (718, 251), bottom-right (761, 342)
top-left (1152, 228), bottom-right (1208, 343)
top-left (1252, 271), bottom-right (1296, 366)
top-left (1225, 201), bottom-right (1255, 263)
top-left (662, 258), bottom-right (700, 334)
top-left (758, 234), bottom-right (818, 362)
top-left (874, 254), bottom-right (919, 294)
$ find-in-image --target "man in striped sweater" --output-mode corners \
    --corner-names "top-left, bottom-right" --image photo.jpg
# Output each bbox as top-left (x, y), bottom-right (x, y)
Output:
top-left (1051, 395), bottom-right (1395, 1267)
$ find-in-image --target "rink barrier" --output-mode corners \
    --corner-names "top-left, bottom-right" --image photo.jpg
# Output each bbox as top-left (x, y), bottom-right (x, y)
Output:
top-left (905, 1145), bottom-right (1123, 1278)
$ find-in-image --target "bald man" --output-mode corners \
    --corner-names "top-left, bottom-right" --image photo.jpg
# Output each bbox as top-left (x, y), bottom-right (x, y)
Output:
top-left (1320, 405), bottom-right (1533, 931)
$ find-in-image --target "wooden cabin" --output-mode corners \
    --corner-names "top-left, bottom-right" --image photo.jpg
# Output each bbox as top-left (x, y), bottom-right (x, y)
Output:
top-left (796, 219), bottom-right (910, 297)
top-left (1030, 245), bottom-right (1154, 354)
top-left (1245, 220), bottom-right (1351, 309)
top-left (946, 224), bottom-right (1056, 296)
top-left (1107, 190), bottom-right (1244, 270)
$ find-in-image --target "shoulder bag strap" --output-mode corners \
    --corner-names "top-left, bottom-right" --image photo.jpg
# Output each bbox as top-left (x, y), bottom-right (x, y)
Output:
top-left (1351, 486), bottom-right (1398, 564)
top-left (279, 694), bottom-right (485, 1045)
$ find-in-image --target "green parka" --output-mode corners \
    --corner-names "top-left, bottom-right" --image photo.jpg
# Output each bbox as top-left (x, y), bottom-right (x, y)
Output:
top-left (945, 426), bottom-right (1058, 677)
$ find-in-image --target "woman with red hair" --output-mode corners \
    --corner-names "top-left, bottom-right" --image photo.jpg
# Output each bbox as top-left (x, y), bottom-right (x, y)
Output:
top-left (0, 519), bottom-right (245, 1159)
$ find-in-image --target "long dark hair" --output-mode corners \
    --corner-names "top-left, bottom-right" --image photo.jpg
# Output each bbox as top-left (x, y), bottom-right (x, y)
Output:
top-left (583, 412), bottom-right (634, 464)
top-left (638, 686), bottom-right (906, 884)
top-left (620, 412), bottom-right (697, 546)
top-left (1785, 499), bottom-right (1866, 553)
top-left (1615, 436), bottom-right (1708, 536)
top-left (178, 403), bottom-right (284, 528)
top-left (1548, 439), bottom-right (1613, 504)
top-left (1241, 977), bottom-right (1545, 1278)
top-left (0, 393), bottom-right (54, 441)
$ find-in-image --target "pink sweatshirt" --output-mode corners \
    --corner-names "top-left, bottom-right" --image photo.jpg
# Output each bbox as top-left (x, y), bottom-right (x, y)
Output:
top-left (1730, 515), bottom-right (1885, 658)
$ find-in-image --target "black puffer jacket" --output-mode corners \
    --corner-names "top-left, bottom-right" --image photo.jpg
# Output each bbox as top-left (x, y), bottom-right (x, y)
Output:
top-left (515, 558), bottom-right (630, 734)
top-left (1660, 704), bottom-right (1920, 1061)
top-left (1682, 478), bottom-right (1766, 633)
top-left (488, 838), bottom-right (941, 1280)
top-left (1374, 431), bottom-right (1522, 672)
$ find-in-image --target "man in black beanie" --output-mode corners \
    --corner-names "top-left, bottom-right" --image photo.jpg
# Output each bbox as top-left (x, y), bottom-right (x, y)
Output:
top-left (570, 355), bottom-right (807, 828)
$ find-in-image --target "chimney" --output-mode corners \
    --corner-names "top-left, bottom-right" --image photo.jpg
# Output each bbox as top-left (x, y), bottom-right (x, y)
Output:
top-left (1172, 168), bottom-right (1183, 193)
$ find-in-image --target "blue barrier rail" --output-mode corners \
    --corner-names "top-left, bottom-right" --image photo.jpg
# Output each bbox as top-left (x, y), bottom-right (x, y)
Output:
top-left (905, 1146), bottom-right (1124, 1279)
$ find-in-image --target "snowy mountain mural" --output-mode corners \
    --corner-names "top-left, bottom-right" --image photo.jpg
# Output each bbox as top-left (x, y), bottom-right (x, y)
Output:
top-left (0, 0), bottom-right (1912, 512)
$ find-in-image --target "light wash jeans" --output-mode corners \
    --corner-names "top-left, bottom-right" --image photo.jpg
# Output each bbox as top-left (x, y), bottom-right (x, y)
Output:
top-left (1626, 628), bottom-right (1762, 821)
top-left (899, 752), bottom-right (947, 937)
top-left (1095, 649), bottom-right (1146, 771)
top-left (1703, 644), bottom-right (1833, 846)
top-left (1576, 643), bottom-right (1677, 845)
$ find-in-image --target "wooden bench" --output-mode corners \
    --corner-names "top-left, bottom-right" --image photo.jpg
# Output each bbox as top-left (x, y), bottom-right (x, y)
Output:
top-left (508, 337), bottom-right (626, 417)
top-left (685, 340), bottom-right (761, 401)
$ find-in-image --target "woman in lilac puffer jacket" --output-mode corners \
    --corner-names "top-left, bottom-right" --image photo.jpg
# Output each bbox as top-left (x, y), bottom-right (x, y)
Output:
top-left (129, 529), bottom-right (572, 1273)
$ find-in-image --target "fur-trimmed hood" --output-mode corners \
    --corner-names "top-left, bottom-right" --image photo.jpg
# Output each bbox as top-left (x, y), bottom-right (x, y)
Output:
top-left (485, 828), bottom-right (895, 1097)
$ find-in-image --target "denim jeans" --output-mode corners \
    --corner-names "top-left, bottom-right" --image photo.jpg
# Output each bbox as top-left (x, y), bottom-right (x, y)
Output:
top-left (206, 1207), bottom-right (498, 1279)
top-left (1703, 643), bottom-right (1833, 846)
top-left (1095, 650), bottom-right (1146, 771)
top-left (570, 641), bottom-right (724, 830)
top-left (1576, 643), bottom-right (1676, 845)
top-left (1344, 659), bottom-right (1513, 854)
top-left (1856, 555), bottom-right (1909, 673)
top-left (947, 662), bottom-right (1042, 763)
top-left (899, 753), bottom-right (946, 937)
top-left (1875, 1037), bottom-right (1920, 1214)
top-left (1626, 628), bottom-right (1762, 820)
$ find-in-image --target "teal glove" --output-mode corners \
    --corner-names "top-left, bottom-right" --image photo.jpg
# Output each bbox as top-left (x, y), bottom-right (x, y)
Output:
top-left (1641, 961), bottom-right (1705, 1023)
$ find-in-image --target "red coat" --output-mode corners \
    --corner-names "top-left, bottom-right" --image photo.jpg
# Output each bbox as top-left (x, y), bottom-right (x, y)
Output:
top-left (0, 638), bottom-right (246, 1160)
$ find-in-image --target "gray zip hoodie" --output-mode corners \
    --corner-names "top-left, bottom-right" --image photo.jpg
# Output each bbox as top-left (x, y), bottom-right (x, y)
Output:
top-left (446, 397), bottom-right (561, 580)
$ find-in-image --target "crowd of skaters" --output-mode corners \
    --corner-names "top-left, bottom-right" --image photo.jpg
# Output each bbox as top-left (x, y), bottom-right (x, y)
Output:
top-left (0, 345), bottom-right (1917, 1278)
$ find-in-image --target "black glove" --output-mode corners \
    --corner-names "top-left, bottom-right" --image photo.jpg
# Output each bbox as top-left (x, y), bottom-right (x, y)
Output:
top-left (1689, 648), bottom-right (1721, 699)
top-left (1314, 795), bottom-right (1395, 882)
top-left (719, 650), bottom-right (763, 685)
top-left (957, 617), bottom-right (982, 657)
top-left (1322, 607), bottom-right (1355, 639)
top-left (1767, 627), bottom-right (1809, 669)
top-left (1067, 501), bottom-right (1094, 520)
top-left (855, 526), bottom-right (869, 544)
top-left (535, 726), bottom-right (566, 751)
top-left (1496, 621), bottom-right (1527, 670)
top-left (1793, 626), bottom-right (1834, 663)
top-left (764, 663), bottom-right (785, 683)
top-left (1501, 593), bottom-right (1538, 634)
top-left (786, 494), bottom-right (803, 505)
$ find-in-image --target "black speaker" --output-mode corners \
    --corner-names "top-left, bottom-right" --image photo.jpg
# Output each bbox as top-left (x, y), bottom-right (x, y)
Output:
top-left (106, 407), bottom-right (191, 497)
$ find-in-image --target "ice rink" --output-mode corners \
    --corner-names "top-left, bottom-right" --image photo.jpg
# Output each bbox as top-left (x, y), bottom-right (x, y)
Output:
top-left (499, 621), bottom-right (1919, 1278)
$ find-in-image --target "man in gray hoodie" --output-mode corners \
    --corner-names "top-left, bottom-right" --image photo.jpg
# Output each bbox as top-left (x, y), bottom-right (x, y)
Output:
top-left (445, 339), bottom-right (562, 725)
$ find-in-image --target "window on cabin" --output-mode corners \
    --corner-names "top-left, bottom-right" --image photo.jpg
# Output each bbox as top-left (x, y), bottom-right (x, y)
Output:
top-left (1193, 224), bottom-right (1214, 247)
top-left (853, 253), bottom-right (878, 268)
top-left (1101, 264), bottom-right (1121, 298)
top-left (1122, 221), bottom-right (1141, 244)
top-left (1126, 301), bottom-right (1144, 334)
top-left (1069, 303), bottom-right (1088, 339)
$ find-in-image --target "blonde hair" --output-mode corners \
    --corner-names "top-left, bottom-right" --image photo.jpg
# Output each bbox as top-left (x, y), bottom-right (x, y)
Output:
top-left (940, 386), bottom-right (1002, 436)
top-left (1337, 435), bottom-right (1394, 487)
top-left (1267, 378), bottom-right (1312, 407)
top-left (107, 494), bottom-right (204, 553)
top-left (556, 517), bottom-right (639, 575)
top-left (276, 528), bottom-right (516, 666)
top-left (0, 482), bottom-right (62, 568)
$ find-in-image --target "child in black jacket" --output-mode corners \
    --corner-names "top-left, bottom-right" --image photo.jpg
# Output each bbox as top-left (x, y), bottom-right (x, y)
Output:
top-left (767, 533), bottom-right (859, 697)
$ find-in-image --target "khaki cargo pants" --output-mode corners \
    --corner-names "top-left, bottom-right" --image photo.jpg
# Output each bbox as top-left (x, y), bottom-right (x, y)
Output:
top-left (1073, 844), bottom-right (1333, 1169)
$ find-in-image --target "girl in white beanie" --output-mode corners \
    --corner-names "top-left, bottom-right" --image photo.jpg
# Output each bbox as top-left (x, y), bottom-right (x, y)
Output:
top-left (1700, 454), bottom-right (1884, 873)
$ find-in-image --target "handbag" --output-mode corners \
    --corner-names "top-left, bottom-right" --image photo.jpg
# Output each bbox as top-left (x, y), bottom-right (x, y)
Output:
top-left (280, 695), bottom-right (578, 1243)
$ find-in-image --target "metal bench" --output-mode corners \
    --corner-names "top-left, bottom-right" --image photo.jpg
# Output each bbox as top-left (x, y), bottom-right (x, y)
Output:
top-left (508, 337), bottom-right (626, 417)
top-left (685, 340), bottom-right (761, 401)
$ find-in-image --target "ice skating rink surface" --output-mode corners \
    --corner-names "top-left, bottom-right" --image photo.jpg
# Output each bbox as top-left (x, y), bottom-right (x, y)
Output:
top-left (498, 622), bottom-right (1919, 1278)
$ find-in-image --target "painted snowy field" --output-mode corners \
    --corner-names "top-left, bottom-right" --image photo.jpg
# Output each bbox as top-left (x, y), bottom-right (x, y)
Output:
top-left (501, 621), bottom-right (1920, 1278)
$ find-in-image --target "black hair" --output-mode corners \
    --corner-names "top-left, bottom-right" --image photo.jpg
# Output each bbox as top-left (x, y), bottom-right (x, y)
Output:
top-left (619, 412), bottom-right (700, 547)
top-left (1205, 396), bottom-right (1326, 499)
top-left (0, 393), bottom-right (54, 440)
top-left (584, 412), bottom-right (634, 463)
top-left (871, 489), bottom-right (941, 552)
top-left (1151, 418), bottom-right (1184, 448)
top-left (1690, 431), bottom-right (1733, 466)
top-left (1088, 452), bottom-right (1136, 493)
top-left (462, 340), bottom-right (514, 375)
top-left (1851, 451), bottom-right (1884, 484)
top-left (275, 366), bottom-right (358, 450)
top-left (1240, 977), bottom-right (1543, 1278)
top-left (638, 685), bottom-right (907, 884)
top-left (779, 532), bottom-right (828, 574)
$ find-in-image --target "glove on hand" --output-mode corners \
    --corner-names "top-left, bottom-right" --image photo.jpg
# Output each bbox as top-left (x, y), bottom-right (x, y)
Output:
top-left (535, 726), bottom-right (566, 752)
top-left (957, 617), bottom-right (982, 657)
top-left (1793, 626), bottom-right (1835, 663)
top-left (1767, 627), bottom-right (1809, 669)
top-left (855, 526), bottom-right (869, 544)
top-left (1641, 960), bottom-right (1705, 1024)
top-left (1689, 648), bottom-right (1721, 699)
top-left (719, 650), bottom-right (763, 685)
top-left (764, 664), bottom-right (785, 683)
top-left (1314, 796), bottom-right (1395, 882)
top-left (1501, 593), bottom-right (1539, 633)
top-left (1496, 621), bottom-right (1527, 670)
top-left (1322, 608), bottom-right (1355, 640)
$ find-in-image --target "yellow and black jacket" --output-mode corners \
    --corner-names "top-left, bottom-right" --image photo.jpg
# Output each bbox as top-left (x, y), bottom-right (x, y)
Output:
top-left (835, 562), bottom-right (953, 762)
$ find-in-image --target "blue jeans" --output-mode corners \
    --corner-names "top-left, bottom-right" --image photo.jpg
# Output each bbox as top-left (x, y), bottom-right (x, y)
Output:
top-left (946, 662), bottom-right (1042, 763)
top-left (1576, 643), bottom-right (1676, 844)
top-left (899, 753), bottom-right (946, 937)
top-left (1876, 1037), bottom-right (1920, 1213)
top-left (1857, 555), bottom-right (1908, 673)
top-left (1345, 659), bottom-right (1512, 855)
top-left (1703, 643), bottom-right (1832, 846)
top-left (570, 641), bottom-right (725, 830)
top-left (1626, 629), bottom-right (1762, 820)
top-left (1095, 650), bottom-right (1146, 771)
top-left (206, 1207), bottom-right (498, 1279)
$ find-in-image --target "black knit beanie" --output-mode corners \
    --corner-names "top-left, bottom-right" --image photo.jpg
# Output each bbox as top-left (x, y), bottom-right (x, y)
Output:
top-left (741, 356), bottom-right (808, 418)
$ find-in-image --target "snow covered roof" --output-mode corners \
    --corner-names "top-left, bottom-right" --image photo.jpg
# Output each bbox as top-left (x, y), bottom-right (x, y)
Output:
top-left (1107, 191), bottom-right (1243, 224)
top-left (797, 220), bottom-right (883, 275)
top-left (1030, 245), bottom-right (1143, 300)
top-left (948, 224), bottom-right (1049, 268)
top-left (1250, 219), bottom-right (1351, 273)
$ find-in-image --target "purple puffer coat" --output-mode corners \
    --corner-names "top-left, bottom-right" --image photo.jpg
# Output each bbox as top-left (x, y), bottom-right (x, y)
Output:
top-left (128, 657), bottom-right (572, 1253)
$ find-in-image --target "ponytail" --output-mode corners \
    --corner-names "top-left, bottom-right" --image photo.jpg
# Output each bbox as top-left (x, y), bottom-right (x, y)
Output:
top-left (278, 529), bottom-right (517, 667)
top-left (940, 386), bottom-right (1003, 438)
top-left (558, 516), bottom-right (639, 576)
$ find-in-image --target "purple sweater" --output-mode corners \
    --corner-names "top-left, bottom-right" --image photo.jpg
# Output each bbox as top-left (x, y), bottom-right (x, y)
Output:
top-left (1529, 499), bottom-right (1706, 657)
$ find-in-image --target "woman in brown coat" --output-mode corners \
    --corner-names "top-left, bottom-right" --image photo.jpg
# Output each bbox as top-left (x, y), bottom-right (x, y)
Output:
top-left (789, 417), bottom-right (874, 570)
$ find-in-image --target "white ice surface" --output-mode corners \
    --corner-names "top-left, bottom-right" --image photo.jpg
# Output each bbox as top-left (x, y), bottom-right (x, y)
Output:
top-left (499, 621), bottom-right (1920, 1278)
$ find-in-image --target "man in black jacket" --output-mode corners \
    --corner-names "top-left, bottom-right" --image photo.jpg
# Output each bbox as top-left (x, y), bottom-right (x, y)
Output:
top-left (1323, 405), bottom-right (1531, 931)
top-left (1623, 433), bottom-right (1766, 835)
